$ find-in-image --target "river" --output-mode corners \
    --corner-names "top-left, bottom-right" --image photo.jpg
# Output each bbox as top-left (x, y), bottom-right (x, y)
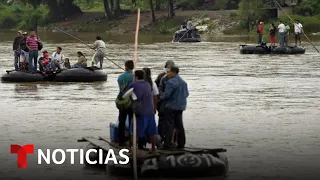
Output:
top-left (0, 32), bottom-right (320, 180)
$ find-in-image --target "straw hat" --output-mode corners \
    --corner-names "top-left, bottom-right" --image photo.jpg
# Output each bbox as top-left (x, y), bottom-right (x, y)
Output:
top-left (18, 30), bottom-right (23, 34)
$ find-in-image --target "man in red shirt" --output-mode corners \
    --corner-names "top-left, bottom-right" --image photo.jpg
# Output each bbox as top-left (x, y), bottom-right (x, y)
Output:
top-left (257, 22), bottom-right (264, 44)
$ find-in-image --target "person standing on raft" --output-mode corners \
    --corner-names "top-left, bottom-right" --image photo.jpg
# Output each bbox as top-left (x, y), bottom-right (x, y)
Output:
top-left (284, 22), bottom-right (291, 46)
top-left (91, 36), bottom-right (106, 69)
top-left (269, 23), bottom-right (276, 47)
top-left (278, 21), bottom-right (286, 47)
top-left (124, 70), bottom-right (158, 153)
top-left (257, 22), bottom-right (264, 45)
top-left (13, 30), bottom-right (23, 70)
top-left (155, 60), bottom-right (175, 142)
top-left (19, 32), bottom-right (29, 70)
top-left (294, 20), bottom-right (303, 46)
top-left (26, 30), bottom-right (41, 71)
top-left (161, 66), bottom-right (189, 149)
top-left (116, 60), bottom-right (134, 146)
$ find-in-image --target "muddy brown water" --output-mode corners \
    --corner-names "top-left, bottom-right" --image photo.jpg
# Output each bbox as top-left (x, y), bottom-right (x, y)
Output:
top-left (0, 32), bottom-right (320, 180)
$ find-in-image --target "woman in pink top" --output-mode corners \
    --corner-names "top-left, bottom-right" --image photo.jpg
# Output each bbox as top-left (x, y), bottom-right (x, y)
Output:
top-left (26, 30), bottom-right (41, 71)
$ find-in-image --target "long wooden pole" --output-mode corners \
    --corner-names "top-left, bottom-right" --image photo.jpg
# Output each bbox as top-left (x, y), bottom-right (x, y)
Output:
top-left (273, 0), bottom-right (320, 53)
top-left (53, 26), bottom-right (125, 70)
top-left (132, 9), bottom-right (140, 180)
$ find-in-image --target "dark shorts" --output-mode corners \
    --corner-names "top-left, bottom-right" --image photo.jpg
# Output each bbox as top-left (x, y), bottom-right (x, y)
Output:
top-left (130, 115), bottom-right (158, 137)
top-left (295, 33), bottom-right (301, 40)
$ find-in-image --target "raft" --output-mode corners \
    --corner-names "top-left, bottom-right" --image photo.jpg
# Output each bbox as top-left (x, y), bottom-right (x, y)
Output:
top-left (240, 44), bottom-right (306, 54)
top-left (172, 28), bottom-right (201, 43)
top-left (1, 68), bottom-right (107, 83)
top-left (78, 137), bottom-right (228, 178)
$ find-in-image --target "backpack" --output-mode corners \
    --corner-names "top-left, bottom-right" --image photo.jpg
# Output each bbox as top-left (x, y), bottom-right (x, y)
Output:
top-left (115, 81), bottom-right (132, 111)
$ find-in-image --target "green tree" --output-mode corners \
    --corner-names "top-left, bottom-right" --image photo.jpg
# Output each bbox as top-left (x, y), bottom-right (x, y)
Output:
top-left (103, 0), bottom-right (113, 19)
top-left (238, 0), bottom-right (266, 32)
top-left (149, 0), bottom-right (155, 22)
top-left (46, 0), bottom-right (82, 22)
top-left (168, 0), bottom-right (174, 18)
top-left (20, 0), bottom-right (42, 9)
top-left (155, 0), bottom-right (161, 10)
top-left (296, 0), bottom-right (320, 16)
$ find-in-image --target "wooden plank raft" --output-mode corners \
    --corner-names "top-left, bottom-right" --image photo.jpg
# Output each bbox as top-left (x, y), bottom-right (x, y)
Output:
top-left (78, 137), bottom-right (226, 160)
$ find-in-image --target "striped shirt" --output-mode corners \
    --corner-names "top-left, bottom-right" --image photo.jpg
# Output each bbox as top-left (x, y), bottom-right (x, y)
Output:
top-left (26, 36), bottom-right (40, 51)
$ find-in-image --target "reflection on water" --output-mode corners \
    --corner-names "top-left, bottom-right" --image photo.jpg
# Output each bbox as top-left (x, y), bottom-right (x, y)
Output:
top-left (14, 84), bottom-right (38, 94)
top-left (0, 35), bottom-right (320, 180)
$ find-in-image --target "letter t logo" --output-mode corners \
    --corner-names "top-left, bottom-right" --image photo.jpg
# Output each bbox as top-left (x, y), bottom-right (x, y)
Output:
top-left (10, 144), bottom-right (34, 168)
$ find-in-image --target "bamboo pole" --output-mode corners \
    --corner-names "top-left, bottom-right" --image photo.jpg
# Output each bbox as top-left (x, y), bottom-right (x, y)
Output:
top-left (132, 8), bottom-right (141, 180)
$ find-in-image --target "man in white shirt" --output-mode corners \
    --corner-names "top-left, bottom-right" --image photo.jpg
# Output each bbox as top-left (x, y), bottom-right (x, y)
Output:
top-left (51, 47), bottom-right (65, 69)
top-left (294, 20), bottom-right (303, 46)
top-left (278, 21), bottom-right (286, 47)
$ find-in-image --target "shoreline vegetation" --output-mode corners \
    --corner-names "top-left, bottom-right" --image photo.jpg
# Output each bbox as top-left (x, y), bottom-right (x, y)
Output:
top-left (1, 0), bottom-right (320, 36)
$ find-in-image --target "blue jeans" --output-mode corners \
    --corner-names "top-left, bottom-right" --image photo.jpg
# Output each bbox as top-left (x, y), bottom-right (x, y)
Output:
top-left (29, 50), bottom-right (38, 71)
top-left (279, 32), bottom-right (285, 46)
top-left (14, 50), bottom-right (20, 70)
top-left (258, 34), bottom-right (263, 44)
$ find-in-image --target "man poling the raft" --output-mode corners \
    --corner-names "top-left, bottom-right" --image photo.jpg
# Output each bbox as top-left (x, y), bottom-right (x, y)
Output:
top-left (53, 26), bottom-right (125, 71)
top-left (172, 13), bottom-right (203, 43)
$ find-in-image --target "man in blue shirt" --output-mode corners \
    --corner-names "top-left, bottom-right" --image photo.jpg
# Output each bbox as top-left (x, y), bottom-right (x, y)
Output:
top-left (161, 66), bottom-right (189, 149)
top-left (126, 70), bottom-right (158, 152)
top-left (117, 60), bottom-right (134, 145)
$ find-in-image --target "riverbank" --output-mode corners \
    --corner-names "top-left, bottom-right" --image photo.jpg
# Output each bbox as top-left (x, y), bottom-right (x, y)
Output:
top-left (44, 10), bottom-right (320, 37)
top-left (45, 10), bottom-right (243, 35)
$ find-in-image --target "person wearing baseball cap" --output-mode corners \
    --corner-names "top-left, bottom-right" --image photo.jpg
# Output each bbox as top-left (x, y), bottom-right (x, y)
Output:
top-left (13, 30), bottom-right (24, 70)
top-left (154, 60), bottom-right (175, 142)
top-left (19, 31), bottom-right (29, 70)
top-left (257, 22), bottom-right (264, 44)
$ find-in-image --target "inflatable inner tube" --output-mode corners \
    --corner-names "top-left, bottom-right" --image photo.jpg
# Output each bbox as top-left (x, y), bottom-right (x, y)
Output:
top-left (81, 137), bottom-right (228, 178)
top-left (240, 45), bottom-right (270, 54)
top-left (271, 46), bottom-right (305, 54)
top-left (1, 71), bottom-right (45, 82)
top-left (55, 68), bottom-right (107, 82)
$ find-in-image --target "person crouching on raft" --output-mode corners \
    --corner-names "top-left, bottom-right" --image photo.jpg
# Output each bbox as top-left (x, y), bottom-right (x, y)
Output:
top-left (91, 36), bottom-right (106, 69)
top-left (123, 70), bottom-right (158, 153)
top-left (38, 51), bottom-right (51, 71)
top-left (51, 47), bottom-right (65, 70)
top-left (72, 51), bottom-right (87, 68)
